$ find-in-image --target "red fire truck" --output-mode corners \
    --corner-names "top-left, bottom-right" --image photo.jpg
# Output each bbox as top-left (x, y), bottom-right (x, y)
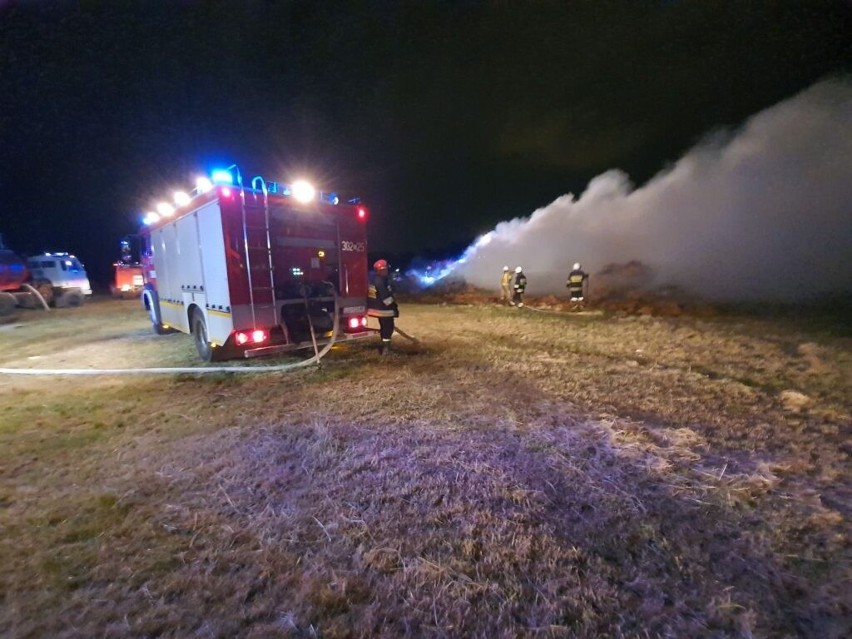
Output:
top-left (140, 166), bottom-right (372, 362)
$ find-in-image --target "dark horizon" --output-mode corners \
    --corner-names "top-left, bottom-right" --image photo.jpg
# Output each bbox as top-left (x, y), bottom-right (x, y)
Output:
top-left (2, 1), bottom-right (851, 289)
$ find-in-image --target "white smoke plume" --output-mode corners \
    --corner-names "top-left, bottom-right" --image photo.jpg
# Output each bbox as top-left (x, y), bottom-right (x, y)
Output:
top-left (448, 78), bottom-right (852, 301)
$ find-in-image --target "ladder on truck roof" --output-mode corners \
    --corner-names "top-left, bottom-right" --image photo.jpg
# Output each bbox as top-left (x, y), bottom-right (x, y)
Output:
top-left (239, 173), bottom-right (277, 329)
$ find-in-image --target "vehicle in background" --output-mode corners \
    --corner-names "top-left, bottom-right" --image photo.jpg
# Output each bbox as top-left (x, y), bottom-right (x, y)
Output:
top-left (140, 166), bottom-right (373, 362)
top-left (111, 238), bottom-right (144, 298)
top-left (0, 233), bottom-right (92, 314)
top-left (26, 252), bottom-right (92, 307)
top-left (0, 243), bottom-right (29, 293)
top-left (112, 262), bottom-right (145, 298)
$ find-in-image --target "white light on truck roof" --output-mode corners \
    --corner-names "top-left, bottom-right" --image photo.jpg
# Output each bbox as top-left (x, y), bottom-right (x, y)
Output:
top-left (195, 177), bottom-right (213, 193)
top-left (174, 191), bottom-right (190, 206)
top-left (143, 212), bottom-right (160, 225)
top-left (291, 180), bottom-right (316, 203)
top-left (156, 202), bottom-right (175, 216)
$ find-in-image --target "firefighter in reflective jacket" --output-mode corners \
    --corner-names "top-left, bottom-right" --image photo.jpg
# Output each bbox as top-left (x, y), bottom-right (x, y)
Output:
top-left (367, 259), bottom-right (398, 355)
top-left (567, 262), bottom-right (589, 302)
top-left (511, 266), bottom-right (527, 308)
top-left (500, 265), bottom-right (513, 304)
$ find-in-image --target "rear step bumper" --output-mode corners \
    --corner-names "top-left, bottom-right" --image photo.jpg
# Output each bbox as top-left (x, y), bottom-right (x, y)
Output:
top-left (242, 328), bottom-right (377, 358)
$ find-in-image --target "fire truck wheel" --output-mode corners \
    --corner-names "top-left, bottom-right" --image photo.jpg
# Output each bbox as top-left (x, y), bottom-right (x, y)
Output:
top-left (35, 281), bottom-right (55, 307)
top-left (148, 302), bottom-right (171, 335)
top-left (0, 292), bottom-right (17, 317)
top-left (191, 309), bottom-right (223, 362)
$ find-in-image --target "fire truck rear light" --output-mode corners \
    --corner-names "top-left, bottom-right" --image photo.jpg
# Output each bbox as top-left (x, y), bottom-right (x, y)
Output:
top-left (357, 207), bottom-right (367, 221)
top-left (235, 329), bottom-right (269, 346)
top-left (220, 186), bottom-right (232, 198)
top-left (347, 316), bottom-right (367, 330)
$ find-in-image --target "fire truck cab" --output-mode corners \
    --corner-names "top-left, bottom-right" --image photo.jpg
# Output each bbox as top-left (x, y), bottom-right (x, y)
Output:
top-left (139, 167), bottom-right (372, 362)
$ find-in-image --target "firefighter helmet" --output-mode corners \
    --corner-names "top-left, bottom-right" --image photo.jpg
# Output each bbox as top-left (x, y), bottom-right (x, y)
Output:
top-left (503, 265), bottom-right (509, 271)
top-left (573, 262), bottom-right (581, 270)
top-left (374, 259), bottom-right (389, 271)
top-left (515, 266), bottom-right (522, 273)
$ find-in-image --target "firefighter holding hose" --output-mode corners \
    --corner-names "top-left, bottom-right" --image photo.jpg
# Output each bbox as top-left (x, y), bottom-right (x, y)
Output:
top-left (567, 262), bottom-right (589, 303)
top-left (511, 266), bottom-right (527, 308)
top-left (368, 259), bottom-right (399, 355)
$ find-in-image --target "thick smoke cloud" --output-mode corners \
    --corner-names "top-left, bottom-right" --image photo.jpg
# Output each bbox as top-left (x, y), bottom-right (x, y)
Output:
top-left (453, 78), bottom-right (852, 301)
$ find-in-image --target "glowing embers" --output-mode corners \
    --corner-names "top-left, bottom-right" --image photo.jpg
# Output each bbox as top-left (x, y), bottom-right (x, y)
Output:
top-left (234, 329), bottom-right (269, 346)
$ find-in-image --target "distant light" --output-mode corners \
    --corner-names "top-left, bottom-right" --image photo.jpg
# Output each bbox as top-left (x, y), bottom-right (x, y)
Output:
top-left (211, 169), bottom-right (234, 184)
top-left (327, 192), bottom-right (339, 205)
top-left (143, 212), bottom-right (161, 225)
top-left (317, 250), bottom-right (326, 258)
top-left (174, 191), bottom-right (190, 206)
top-left (291, 180), bottom-right (316, 203)
top-left (196, 177), bottom-right (213, 193)
top-left (156, 202), bottom-right (175, 216)
top-left (357, 207), bottom-right (367, 220)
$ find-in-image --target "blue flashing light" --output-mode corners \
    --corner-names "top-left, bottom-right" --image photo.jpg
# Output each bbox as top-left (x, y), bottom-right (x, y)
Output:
top-left (211, 169), bottom-right (234, 185)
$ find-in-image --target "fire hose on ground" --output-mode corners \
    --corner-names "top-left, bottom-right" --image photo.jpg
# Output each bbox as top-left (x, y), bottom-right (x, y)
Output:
top-left (0, 289), bottom-right (343, 377)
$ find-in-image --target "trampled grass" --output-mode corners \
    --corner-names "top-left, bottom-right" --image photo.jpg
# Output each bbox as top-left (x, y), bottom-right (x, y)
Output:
top-left (0, 297), bottom-right (849, 638)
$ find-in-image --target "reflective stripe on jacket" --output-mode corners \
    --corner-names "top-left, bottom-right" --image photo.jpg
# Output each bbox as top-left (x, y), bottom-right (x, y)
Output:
top-left (367, 273), bottom-right (396, 318)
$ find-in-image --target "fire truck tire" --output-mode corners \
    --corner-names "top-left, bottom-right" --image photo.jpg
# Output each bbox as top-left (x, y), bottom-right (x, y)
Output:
top-left (191, 309), bottom-right (224, 362)
top-left (0, 292), bottom-right (17, 317)
top-left (34, 281), bottom-right (55, 307)
top-left (55, 289), bottom-right (85, 308)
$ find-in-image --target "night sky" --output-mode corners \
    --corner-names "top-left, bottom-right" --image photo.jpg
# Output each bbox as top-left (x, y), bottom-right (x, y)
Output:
top-left (2, 0), bottom-right (851, 287)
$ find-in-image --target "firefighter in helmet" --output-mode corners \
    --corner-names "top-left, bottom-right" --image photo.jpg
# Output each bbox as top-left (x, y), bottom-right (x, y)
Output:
top-left (511, 266), bottom-right (527, 308)
top-left (567, 262), bottom-right (589, 302)
top-left (367, 258), bottom-right (399, 355)
top-left (500, 265), bottom-right (512, 304)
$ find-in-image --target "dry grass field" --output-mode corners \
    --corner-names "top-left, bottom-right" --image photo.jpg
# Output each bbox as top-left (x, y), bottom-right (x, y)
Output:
top-left (0, 296), bottom-right (849, 638)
